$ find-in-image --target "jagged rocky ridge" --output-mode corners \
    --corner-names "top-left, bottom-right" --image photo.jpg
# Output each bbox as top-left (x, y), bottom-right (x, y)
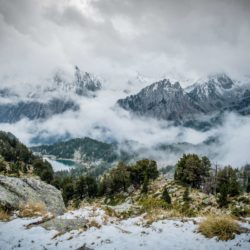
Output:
top-left (117, 73), bottom-right (250, 125)
top-left (0, 66), bottom-right (102, 123)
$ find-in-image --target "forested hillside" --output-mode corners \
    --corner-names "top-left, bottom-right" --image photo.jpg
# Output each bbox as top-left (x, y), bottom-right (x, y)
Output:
top-left (0, 131), bottom-right (54, 183)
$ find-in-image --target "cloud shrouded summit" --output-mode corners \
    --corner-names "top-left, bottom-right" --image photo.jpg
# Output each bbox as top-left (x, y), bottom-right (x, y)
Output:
top-left (0, 0), bottom-right (250, 86)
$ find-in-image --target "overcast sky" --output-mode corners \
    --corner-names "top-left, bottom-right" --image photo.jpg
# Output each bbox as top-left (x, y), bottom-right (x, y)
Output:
top-left (1, 0), bottom-right (250, 167)
top-left (0, 0), bottom-right (250, 86)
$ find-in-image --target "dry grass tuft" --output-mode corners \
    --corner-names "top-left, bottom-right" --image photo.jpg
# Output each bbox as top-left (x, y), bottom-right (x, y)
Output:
top-left (0, 209), bottom-right (11, 221)
top-left (19, 201), bottom-right (48, 218)
top-left (88, 219), bottom-right (101, 229)
top-left (198, 215), bottom-right (241, 241)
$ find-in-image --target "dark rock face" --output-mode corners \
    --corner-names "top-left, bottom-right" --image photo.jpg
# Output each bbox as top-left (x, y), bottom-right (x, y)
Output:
top-left (118, 79), bottom-right (203, 121)
top-left (117, 74), bottom-right (250, 124)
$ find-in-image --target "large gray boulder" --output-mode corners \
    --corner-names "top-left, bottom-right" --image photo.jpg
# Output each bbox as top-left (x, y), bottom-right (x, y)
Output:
top-left (0, 175), bottom-right (65, 215)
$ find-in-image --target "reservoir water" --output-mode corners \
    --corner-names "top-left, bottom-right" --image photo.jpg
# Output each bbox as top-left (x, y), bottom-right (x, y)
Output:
top-left (45, 158), bottom-right (82, 171)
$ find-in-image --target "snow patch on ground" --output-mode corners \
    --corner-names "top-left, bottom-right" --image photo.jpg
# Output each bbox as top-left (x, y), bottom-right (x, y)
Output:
top-left (0, 208), bottom-right (250, 250)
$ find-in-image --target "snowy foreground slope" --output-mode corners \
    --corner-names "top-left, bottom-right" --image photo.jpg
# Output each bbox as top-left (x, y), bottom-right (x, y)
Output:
top-left (0, 207), bottom-right (250, 250)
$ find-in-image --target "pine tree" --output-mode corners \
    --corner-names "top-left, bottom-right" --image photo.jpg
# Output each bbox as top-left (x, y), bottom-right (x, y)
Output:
top-left (142, 174), bottom-right (149, 193)
top-left (62, 182), bottom-right (75, 205)
top-left (85, 176), bottom-right (98, 197)
top-left (218, 183), bottom-right (228, 207)
top-left (217, 166), bottom-right (240, 197)
top-left (181, 187), bottom-right (192, 216)
top-left (175, 154), bottom-right (211, 188)
top-left (246, 177), bottom-right (250, 193)
top-left (183, 187), bottom-right (191, 203)
top-left (162, 187), bottom-right (171, 204)
top-left (76, 176), bottom-right (87, 199)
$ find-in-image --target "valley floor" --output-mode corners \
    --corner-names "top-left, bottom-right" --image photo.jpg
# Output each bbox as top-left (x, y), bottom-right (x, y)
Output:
top-left (0, 207), bottom-right (250, 250)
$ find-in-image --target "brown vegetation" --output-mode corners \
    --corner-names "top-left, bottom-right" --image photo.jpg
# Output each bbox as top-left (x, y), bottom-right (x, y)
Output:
top-left (0, 209), bottom-right (11, 221)
top-left (19, 201), bottom-right (48, 218)
top-left (198, 215), bottom-right (241, 241)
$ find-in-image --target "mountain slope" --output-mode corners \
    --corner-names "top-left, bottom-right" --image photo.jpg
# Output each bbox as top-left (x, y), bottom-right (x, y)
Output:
top-left (31, 137), bottom-right (123, 164)
top-left (0, 131), bottom-right (54, 183)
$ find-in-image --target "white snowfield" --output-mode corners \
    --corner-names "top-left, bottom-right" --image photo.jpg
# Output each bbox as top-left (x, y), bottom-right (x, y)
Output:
top-left (0, 207), bottom-right (249, 250)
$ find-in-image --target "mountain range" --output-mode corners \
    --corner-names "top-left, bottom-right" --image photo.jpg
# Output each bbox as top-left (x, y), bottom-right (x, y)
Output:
top-left (117, 73), bottom-right (250, 128)
top-left (1, 71), bottom-right (250, 132)
top-left (0, 66), bottom-right (102, 123)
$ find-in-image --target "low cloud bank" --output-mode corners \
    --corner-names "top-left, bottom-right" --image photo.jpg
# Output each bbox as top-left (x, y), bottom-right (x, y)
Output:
top-left (0, 87), bottom-right (249, 168)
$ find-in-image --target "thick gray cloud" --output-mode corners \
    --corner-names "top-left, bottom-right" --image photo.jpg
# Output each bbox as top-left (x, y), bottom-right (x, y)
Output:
top-left (1, 0), bottom-right (250, 168)
top-left (0, 0), bottom-right (250, 86)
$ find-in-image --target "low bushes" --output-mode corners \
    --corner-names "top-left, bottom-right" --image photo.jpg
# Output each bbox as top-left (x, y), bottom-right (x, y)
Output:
top-left (139, 197), bottom-right (169, 212)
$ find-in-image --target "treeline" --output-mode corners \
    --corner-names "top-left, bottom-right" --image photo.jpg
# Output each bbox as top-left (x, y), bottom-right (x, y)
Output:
top-left (174, 154), bottom-right (250, 207)
top-left (0, 131), bottom-right (54, 183)
top-left (53, 159), bottom-right (159, 204)
top-left (1, 131), bottom-right (249, 209)
top-left (54, 153), bottom-right (250, 206)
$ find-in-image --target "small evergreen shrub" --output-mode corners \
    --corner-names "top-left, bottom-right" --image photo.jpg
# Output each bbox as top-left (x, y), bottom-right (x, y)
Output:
top-left (218, 184), bottom-right (228, 207)
top-left (162, 187), bottom-right (171, 204)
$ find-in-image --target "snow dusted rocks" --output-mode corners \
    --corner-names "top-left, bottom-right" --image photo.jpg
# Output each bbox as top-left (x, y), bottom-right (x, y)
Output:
top-left (117, 79), bottom-right (201, 121)
top-left (0, 176), bottom-right (65, 215)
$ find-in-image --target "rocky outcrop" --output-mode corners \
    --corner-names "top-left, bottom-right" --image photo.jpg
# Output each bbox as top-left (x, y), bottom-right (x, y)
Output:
top-left (0, 176), bottom-right (65, 215)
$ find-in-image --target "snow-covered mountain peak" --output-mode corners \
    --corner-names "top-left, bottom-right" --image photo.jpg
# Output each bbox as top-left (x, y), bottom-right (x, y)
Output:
top-left (74, 66), bottom-right (102, 92)
top-left (191, 73), bottom-right (234, 90)
top-left (145, 79), bottom-right (182, 93)
top-left (207, 73), bottom-right (234, 89)
top-left (185, 73), bottom-right (235, 99)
